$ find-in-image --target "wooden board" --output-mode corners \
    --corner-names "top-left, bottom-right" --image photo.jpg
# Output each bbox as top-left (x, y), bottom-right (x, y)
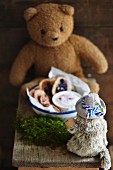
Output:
top-left (0, 28), bottom-right (29, 66)
top-left (0, 0), bottom-right (113, 27)
top-left (12, 131), bottom-right (101, 168)
top-left (12, 96), bottom-right (101, 168)
top-left (18, 168), bottom-right (99, 170)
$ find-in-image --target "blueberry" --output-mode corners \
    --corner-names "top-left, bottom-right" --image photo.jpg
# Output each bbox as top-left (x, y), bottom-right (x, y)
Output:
top-left (60, 79), bottom-right (65, 84)
top-left (56, 81), bottom-right (67, 93)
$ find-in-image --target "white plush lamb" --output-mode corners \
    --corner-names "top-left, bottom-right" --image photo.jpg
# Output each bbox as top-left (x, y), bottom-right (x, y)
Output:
top-left (67, 93), bottom-right (111, 170)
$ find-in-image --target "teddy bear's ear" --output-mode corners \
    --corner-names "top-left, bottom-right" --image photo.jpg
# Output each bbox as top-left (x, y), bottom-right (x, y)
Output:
top-left (59, 4), bottom-right (74, 16)
top-left (24, 7), bottom-right (38, 21)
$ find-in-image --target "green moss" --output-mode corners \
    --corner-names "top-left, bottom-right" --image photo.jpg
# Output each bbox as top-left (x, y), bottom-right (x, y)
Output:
top-left (15, 110), bottom-right (72, 147)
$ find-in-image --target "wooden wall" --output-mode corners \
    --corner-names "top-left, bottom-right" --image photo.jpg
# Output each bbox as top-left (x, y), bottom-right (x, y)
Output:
top-left (0, 0), bottom-right (113, 169)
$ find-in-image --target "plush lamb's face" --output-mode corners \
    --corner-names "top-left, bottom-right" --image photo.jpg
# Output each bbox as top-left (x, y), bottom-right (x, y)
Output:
top-left (24, 3), bottom-right (74, 47)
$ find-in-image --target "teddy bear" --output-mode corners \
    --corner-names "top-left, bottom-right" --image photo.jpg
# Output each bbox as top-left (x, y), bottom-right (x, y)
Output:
top-left (9, 3), bottom-right (108, 95)
top-left (67, 93), bottom-right (111, 170)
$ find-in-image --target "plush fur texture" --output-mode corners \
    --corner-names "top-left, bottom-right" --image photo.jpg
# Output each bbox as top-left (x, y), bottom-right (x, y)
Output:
top-left (67, 115), bottom-right (111, 170)
top-left (9, 3), bottom-right (108, 95)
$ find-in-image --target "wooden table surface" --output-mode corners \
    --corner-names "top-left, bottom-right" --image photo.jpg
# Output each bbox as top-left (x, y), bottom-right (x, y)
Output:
top-left (12, 95), bottom-right (101, 168)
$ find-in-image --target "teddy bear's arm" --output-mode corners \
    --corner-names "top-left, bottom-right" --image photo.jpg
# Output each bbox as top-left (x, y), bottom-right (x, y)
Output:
top-left (69, 34), bottom-right (108, 74)
top-left (9, 42), bottom-right (35, 86)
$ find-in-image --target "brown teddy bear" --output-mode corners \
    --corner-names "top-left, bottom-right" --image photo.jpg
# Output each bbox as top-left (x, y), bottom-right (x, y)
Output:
top-left (9, 3), bottom-right (108, 95)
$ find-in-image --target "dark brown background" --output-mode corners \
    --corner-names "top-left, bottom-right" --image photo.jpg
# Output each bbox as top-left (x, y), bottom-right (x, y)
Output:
top-left (0, 0), bottom-right (113, 169)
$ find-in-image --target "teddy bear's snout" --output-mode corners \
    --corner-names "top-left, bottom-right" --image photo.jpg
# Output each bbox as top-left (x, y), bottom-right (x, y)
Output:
top-left (47, 31), bottom-right (59, 42)
top-left (52, 37), bottom-right (59, 41)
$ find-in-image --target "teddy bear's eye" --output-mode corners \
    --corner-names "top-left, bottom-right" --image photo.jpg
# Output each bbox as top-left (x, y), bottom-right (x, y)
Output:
top-left (60, 26), bottom-right (63, 32)
top-left (41, 29), bottom-right (46, 35)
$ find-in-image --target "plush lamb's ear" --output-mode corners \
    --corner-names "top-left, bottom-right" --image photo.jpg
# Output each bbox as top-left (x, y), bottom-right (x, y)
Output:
top-left (59, 4), bottom-right (74, 16)
top-left (24, 7), bottom-right (38, 21)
